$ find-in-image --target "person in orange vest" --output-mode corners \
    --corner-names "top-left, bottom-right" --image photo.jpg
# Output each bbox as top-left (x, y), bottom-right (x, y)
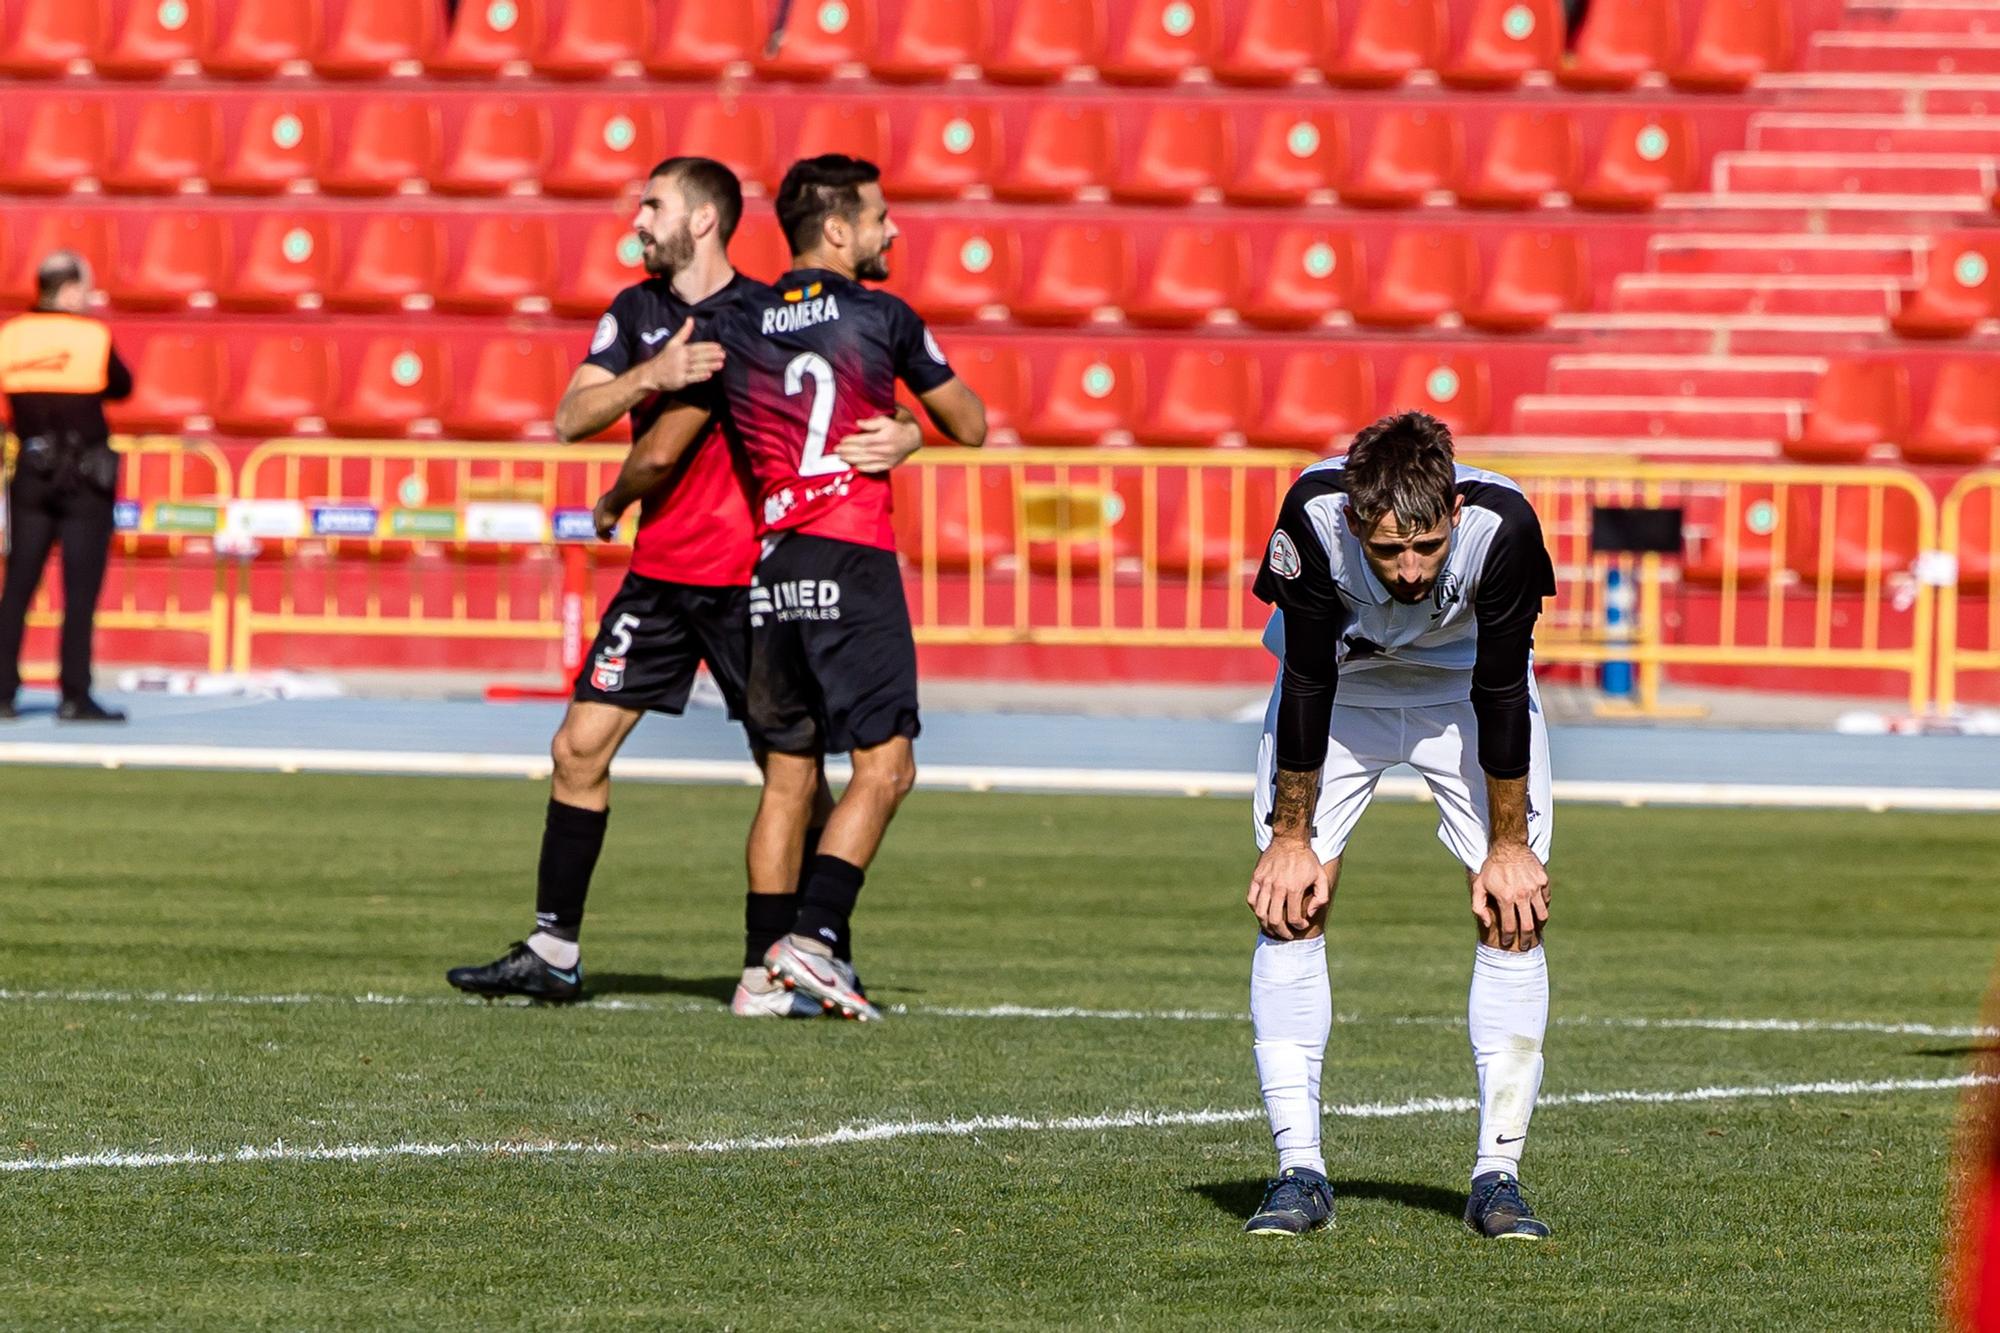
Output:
top-left (0, 251), bottom-right (134, 722)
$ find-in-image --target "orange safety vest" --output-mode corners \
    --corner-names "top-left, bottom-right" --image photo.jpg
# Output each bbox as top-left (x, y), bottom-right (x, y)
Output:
top-left (0, 311), bottom-right (114, 397)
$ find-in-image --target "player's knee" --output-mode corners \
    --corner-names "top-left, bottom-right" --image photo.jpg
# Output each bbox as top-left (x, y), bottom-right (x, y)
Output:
top-left (551, 727), bottom-right (611, 787)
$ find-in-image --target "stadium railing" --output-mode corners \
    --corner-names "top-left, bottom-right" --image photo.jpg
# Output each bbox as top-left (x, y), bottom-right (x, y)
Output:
top-left (6, 434), bottom-right (235, 676)
top-left (1937, 470), bottom-right (2000, 714)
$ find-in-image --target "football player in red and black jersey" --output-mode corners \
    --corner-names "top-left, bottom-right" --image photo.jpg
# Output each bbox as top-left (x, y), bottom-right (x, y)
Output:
top-left (447, 157), bottom-right (922, 1012)
top-left (594, 155), bottom-right (986, 1020)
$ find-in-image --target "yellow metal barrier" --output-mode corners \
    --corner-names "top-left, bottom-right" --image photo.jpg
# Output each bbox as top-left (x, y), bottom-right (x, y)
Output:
top-left (1938, 470), bottom-right (2000, 714)
top-left (229, 439), bottom-right (630, 672)
top-left (900, 451), bottom-right (1941, 713)
top-left (8, 434), bottom-right (235, 675)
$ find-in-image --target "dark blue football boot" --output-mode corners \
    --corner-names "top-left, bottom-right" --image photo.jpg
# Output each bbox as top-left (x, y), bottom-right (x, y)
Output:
top-left (1243, 1167), bottom-right (1335, 1236)
top-left (1464, 1171), bottom-right (1552, 1240)
top-left (446, 941), bottom-right (583, 1003)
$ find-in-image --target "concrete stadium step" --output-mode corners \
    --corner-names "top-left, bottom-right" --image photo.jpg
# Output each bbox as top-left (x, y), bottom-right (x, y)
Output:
top-left (1712, 149), bottom-right (1996, 195)
top-left (1662, 189), bottom-right (1989, 215)
top-left (1512, 394), bottom-right (1801, 440)
top-left (1749, 112), bottom-right (2000, 152)
top-left (1809, 30), bottom-right (2000, 72)
top-left (1543, 354), bottom-right (1827, 397)
top-left (1840, 2), bottom-right (2000, 34)
top-left (1647, 234), bottom-right (1922, 278)
top-left (1611, 274), bottom-right (1898, 317)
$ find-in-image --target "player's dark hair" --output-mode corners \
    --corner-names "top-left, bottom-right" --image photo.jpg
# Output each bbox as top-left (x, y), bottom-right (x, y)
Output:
top-left (774, 154), bottom-right (882, 257)
top-left (649, 156), bottom-right (743, 243)
top-left (1341, 411), bottom-right (1458, 534)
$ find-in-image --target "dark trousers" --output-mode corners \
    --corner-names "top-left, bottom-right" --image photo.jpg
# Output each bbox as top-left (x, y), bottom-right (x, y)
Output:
top-left (0, 464), bottom-right (115, 702)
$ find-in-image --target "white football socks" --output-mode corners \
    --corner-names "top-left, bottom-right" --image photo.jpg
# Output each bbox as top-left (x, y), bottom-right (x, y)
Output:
top-left (1468, 942), bottom-right (1548, 1183)
top-left (1250, 934), bottom-right (1332, 1178)
top-left (525, 931), bottom-right (580, 971)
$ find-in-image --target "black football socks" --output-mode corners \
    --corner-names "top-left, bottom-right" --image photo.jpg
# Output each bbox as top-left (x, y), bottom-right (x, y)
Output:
top-left (792, 854), bottom-right (865, 959)
top-left (535, 799), bottom-right (608, 942)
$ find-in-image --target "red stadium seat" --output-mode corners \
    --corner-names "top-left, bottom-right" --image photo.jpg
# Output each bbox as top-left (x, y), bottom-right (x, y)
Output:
top-left (1669, 0), bottom-right (1791, 92)
top-left (985, 0), bottom-right (1102, 82)
top-left (674, 101), bottom-right (773, 187)
top-left (1100, 0), bottom-right (1218, 84)
top-left (1558, 0), bottom-right (1677, 90)
top-left (433, 99), bottom-right (547, 196)
top-left (732, 214), bottom-right (793, 282)
top-left (647, 0), bottom-right (766, 78)
top-left (1906, 360), bottom-right (2000, 465)
top-left (1571, 112), bottom-right (1697, 210)
top-left (543, 104), bottom-right (660, 199)
top-left (10, 214), bottom-right (114, 297)
top-left (1240, 227), bottom-right (1359, 329)
top-left (755, 0), bottom-right (874, 79)
top-left (1352, 231), bottom-right (1475, 328)
top-left (1441, 0), bottom-right (1563, 89)
top-left (901, 223), bottom-right (1018, 322)
top-left (1784, 487), bottom-right (1919, 587)
top-left (0, 0), bottom-right (104, 77)
top-left (1784, 361), bottom-right (1909, 464)
top-left (315, 0), bottom-right (440, 76)
top-left (1125, 226), bottom-right (1246, 328)
top-left (326, 214), bottom-right (441, 312)
top-left (438, 217), bottom-right (556, 314)
top-left (326, 336), bottom-right (452, 437)
top-left (440, 338), bottom-right (567, 440)
top-left (0, 98), bottom-right (108, 193)
top-left (1224, 109), bottom-right (1345, 206)
top-left (1026, 348), bottom-right (1142, 445)
top-left (874, 0), bottom-right (987, 81)
top-left (885, 104), bottom-right (999, 201)
top-left (213, 98), bottom-right (325, 194)
top-left (1214, 0), bottom-right (1332, 86)
top-left (1951, 488), bottom-right (1998, 591)
top-left (107, 334), bottom-right (224, 434)
top-left (930, 341), bottom-right (1027, 440)
top-left (534, 0), bottom-right (649, 77)
top-left (97, 0), bottom-right (210, 78)
top-left (102, 98), bottom-right (219, 194)
top-left (1891, 236), bottom-right (2000, 338)
top-left (204, 0), bottom-right (320, 78)
top-left (552, 221), bottom-right (646, 318)
top-left (1153, 469), bottom-right (1269, 575)
top-left (993, 104), bottom-right (1112, 202)
top-left (216, 334), bottom-right (334, 436)
top-left (1457, 108), bottom-right (1578, 209)
top-left (1681, 485), bottom-right (1776, 585)
top-left (1463, 231), bottom-right (1590, 333)
top-left (218, 215), bottom-right (335, 311)
top-left (1323, 0), bottom-right (1443, 87)
top-left (1339, 107), bottom-right (1462, 208)
top-left (429, 0), bottom-right (543, 76)
top-left (1111, 106), bottom-right (1230, 205)
top-left (788, 102), bottom-right (889, 187)
top-left (1246, 350), bottom-right (1375, 448)
top-left (1012, 223), bottom-right (1131, 326)
top-left (319, 100), bottom-right (439, 196)
top-left (115, 215), bottom-right (228, 310)
top-left (890, 466), bottom-right (1014, 570)
top-left (1135, 348), bottom-right (1257, 445)
top-left (1389, 353), bottom-right (1492, 435)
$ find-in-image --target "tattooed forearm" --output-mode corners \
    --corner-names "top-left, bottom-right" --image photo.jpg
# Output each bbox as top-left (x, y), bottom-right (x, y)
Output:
top-left (1271, 767), bottom-right (1318, 842)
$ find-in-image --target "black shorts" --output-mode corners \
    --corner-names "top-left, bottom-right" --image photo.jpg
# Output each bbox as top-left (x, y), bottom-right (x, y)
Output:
top-left (571, 573), bottom-right (749, 718)
top-left (746, 532), bottom-right (920, 754)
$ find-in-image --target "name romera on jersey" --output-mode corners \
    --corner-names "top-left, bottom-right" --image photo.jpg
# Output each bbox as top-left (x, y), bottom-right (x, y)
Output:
top-left (760, 281), bottom-right (842, 336)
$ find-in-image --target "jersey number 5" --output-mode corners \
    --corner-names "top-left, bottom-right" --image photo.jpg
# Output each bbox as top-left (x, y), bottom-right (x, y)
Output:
top-left (784, 351), bottom-right (847, 477)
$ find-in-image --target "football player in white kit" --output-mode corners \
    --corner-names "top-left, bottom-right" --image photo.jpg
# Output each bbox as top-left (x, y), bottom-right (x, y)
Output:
top-left (1240, 412), bottom-right (1558, 1240)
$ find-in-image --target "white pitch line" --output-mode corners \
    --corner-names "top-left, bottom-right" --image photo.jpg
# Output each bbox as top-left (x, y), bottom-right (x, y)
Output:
top-left (4, 1073), bottom-right (1992, 1174)
top-left (1, 988), bottom-right (1993, 1038)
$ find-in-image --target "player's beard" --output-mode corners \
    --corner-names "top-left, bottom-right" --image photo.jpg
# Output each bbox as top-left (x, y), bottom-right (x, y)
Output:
top-left (644, 221), bottom-right (696, 277)
top-left (854, 243), bottom-right (891, 282)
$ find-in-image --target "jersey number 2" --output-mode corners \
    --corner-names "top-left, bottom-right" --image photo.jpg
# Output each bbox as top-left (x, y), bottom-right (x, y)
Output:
top-left (784, 352), bottom-right (847, 477)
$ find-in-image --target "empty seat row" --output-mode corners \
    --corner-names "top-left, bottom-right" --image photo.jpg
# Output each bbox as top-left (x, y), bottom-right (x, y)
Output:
top-left (1891, 233), bottom-right (2000, 338)
top-left (1788, 358), bottom-right (2000, 467)
top-left (0, 0), bottom-right (1794, 92)
top-left (0, 94), bottom-right (1704, 211)
top-left (891, 223), bottom-right (1594, 331)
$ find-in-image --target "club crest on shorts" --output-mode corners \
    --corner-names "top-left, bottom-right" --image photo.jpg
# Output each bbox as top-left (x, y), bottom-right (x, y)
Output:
top-left (591, 654), bottom-right (626, 691)
top-left (1268, 530), bottom-right (1302, 579)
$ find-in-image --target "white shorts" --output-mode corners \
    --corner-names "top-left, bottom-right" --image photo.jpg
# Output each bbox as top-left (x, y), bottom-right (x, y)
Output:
top-left (1252, 675), bottom-right (1553, 872)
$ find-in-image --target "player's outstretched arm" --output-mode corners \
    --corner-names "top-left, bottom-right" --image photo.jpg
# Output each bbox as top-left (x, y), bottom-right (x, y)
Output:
top-left (555, 320), bottom-right (726, 443)
top-left (592, 402), bottom-right (713, 539)
top-left (914, 378), bottom-right (987, 448)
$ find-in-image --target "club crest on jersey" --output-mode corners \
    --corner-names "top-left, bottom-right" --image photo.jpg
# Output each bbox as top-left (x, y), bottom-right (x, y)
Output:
top-left (591, 654), bottom-right (625, 691)
top-left (590, 313), bottom-right (617, 355)
top-left (762, 292), bottom-right (840, 335)
top-left (1432, 569), bottom-right (1463, 613)
top-left (1268, 530), bottom-right (1302, 579)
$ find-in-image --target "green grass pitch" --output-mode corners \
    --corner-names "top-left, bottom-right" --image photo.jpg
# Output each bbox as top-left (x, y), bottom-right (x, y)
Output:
top-left (2, 767), bottom-right (1995, 1330)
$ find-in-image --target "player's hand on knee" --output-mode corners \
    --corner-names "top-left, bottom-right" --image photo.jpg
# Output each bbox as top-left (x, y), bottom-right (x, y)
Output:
top-left (1472, 843), bottom-right (1549, 947)
top-left (1249, 838), bottom-right (1328, 940)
